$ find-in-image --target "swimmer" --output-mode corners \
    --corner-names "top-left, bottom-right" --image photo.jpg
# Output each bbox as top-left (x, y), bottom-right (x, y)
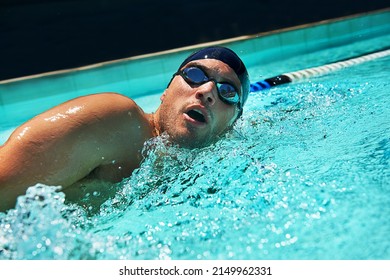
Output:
top-left (0, 46), bottom-right (250, 211)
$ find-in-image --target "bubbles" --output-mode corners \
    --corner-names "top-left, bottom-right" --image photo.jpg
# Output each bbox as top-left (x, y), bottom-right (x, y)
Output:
top-left (0, 184), bottom-right (94, 259)
top-left (1, 56), bottom-right (389, 260)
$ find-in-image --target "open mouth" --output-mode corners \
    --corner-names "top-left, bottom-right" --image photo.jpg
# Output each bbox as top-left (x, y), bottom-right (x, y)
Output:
top-left (186, 109), bottom-right (206, 123)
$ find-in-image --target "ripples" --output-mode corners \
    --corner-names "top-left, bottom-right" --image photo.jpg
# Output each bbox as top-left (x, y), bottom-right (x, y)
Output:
top-left (1, 57), bottom-right (389, 260)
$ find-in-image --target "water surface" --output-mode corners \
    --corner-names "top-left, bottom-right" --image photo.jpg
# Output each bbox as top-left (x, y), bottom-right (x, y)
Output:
top-left (0, 53), bottom-right (389, 260)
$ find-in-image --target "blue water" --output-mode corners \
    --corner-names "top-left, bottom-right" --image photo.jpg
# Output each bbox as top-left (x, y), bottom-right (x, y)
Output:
top-left (0, 53), bottom-right (389, 260)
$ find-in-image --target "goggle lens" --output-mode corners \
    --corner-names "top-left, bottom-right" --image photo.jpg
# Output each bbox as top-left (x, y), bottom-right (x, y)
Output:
top-left (180, 67), bottom-right (240, 106)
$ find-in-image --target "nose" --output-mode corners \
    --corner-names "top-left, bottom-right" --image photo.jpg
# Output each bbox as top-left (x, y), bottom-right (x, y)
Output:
top-left (195, 81), bottom-right (216, 106)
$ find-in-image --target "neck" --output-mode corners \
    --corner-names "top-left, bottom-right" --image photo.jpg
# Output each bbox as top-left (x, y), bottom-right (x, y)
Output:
top-left (148, 112), bottom-right (161, 137)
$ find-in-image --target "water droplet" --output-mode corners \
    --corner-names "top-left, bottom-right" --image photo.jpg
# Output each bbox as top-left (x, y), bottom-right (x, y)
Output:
top-left (92, 191), bottom-right (100, 197)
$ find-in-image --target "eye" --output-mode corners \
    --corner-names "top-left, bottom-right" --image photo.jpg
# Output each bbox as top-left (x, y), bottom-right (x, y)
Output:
top-left (184, 67), bottom-right (208, 84)
top-left (218, 84), bottom-right (239, 103)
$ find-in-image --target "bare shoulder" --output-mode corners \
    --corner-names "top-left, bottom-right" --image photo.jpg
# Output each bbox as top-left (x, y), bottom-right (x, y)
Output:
top-left (0, 92), bottom-right (153, 210)
top-left (2, 92), bottom-right (152, 170)
top-left (82, 92), bottom-right (137, 108)
top-left (2, 92), bottom-right (148, 145)
top-left (75, 92), bottom-right (152, 134)
top-left (63, 92), bottom-right (142, 116)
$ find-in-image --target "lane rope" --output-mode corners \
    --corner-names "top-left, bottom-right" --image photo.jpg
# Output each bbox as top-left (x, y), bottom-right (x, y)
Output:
top-left (250, 48), bottom-right (390, 92)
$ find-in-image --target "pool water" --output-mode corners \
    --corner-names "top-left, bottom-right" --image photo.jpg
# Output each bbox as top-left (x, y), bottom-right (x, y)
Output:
top-left (1, 48), bottom-right (389, 260)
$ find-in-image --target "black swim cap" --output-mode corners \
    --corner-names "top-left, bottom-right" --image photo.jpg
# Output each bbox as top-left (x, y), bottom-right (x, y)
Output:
top-left (177, 46), bottom-right (250, 108)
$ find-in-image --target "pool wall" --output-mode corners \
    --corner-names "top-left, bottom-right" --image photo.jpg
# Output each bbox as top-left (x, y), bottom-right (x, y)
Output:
top-left (0, 9), bottom-right (389, 131)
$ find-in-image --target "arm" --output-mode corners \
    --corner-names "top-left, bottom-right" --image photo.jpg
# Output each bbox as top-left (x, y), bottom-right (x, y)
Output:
top-left (0, 92), bottom-right (153, 211)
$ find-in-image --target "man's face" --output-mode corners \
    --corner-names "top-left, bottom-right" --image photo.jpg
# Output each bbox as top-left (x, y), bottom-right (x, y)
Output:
top-left (157, 59), bottom-right (242, 148)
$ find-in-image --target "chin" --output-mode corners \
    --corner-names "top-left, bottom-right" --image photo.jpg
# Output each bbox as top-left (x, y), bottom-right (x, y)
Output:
top-left (162, 117), bottom-right (217, 148)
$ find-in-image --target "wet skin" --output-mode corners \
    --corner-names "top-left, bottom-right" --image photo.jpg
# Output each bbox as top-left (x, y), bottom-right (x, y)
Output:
top-left (0, 59), bottom-right (242, 211)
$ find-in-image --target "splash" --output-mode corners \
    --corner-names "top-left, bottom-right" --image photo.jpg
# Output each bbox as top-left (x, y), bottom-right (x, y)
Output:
top-left (1, 57), bottom-right (389, 260)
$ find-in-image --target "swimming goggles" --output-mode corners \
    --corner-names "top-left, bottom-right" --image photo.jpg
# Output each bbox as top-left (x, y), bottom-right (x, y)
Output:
top-left (176, 66), bottom-right (241, 108)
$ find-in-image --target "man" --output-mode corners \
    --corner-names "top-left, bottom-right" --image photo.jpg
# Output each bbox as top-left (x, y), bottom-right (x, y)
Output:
top-left (0, 46), bottom-right (250, 211)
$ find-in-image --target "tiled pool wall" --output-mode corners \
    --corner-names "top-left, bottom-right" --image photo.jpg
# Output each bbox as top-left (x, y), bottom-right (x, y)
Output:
top-left (0, 9), bottom-right (389, 128)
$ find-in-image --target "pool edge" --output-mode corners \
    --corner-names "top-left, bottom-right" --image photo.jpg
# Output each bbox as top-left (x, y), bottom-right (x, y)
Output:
top-left (1, 7), bottom-right (389, 85)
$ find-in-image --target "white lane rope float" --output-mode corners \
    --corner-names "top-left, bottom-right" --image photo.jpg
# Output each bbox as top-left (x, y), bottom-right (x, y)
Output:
top-left (250, 48), bottom-right (390, 92)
